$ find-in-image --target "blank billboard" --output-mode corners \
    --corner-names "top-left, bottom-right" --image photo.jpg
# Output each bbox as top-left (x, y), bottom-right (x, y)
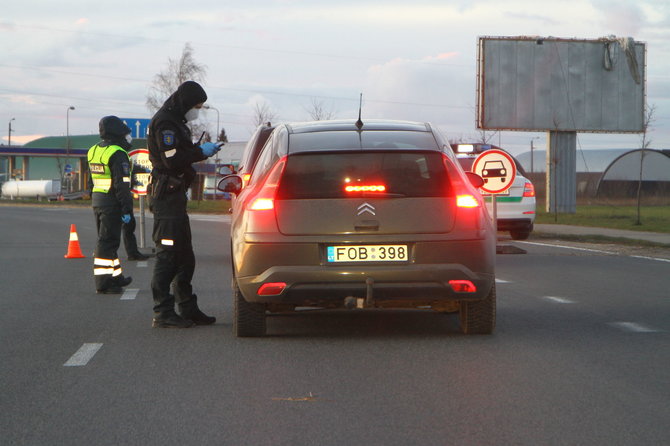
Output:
top-left (476, 36), bottom-right (646, 133)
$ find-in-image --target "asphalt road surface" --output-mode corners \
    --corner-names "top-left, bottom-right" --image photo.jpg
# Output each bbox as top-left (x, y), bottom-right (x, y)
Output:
top-left (1, 205), bottom-right (668, 445)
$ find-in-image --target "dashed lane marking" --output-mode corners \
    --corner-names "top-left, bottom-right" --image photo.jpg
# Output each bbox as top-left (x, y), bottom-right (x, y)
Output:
top-left (121, 288), bottom-right (139, 300)
top-left (542, 296), bottom-right (576, 304)
top-left (63, 343), bottom-right (103, 367)
top-left (495, 278), bottom-right (510, 284)
top-left (609, 322), bottom-right (661, 333)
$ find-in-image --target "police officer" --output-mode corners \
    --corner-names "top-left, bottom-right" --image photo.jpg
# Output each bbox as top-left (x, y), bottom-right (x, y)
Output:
top-left (147, 80), bottom-right (221, 328)
top-left (88, 116), bottom-right (134, 294)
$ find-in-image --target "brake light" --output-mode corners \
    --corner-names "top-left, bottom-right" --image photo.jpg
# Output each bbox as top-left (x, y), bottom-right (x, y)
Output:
top-left (249, 198), bottom-right (274, 211)
top-left (257, 282), bottom-right (286, 296)
top-left (345, 184), bottom-right (387, 193)
top-left (523, 181), bottom-right (535, 197)
top-left (457, 194), bottom-right (480, 208)
top-left (247, 157), bottom-right (287, 211)
top-left (449, 280), bottom-right (477, 293)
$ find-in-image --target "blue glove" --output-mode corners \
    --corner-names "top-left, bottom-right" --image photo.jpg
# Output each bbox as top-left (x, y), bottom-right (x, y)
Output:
top-left (200, 142), bottom-right (221, 157)
top-left (121, 214), bottom-right (132, 224)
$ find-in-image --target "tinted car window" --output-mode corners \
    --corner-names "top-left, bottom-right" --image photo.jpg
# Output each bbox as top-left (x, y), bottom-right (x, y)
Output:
top-left (276, 151), bottom-right (452, 199)
top-left (289, 131), bottom-right (439, 151)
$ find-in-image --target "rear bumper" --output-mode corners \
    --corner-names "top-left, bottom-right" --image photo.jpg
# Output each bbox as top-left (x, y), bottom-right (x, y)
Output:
top-left (238, 263), bottom-right (494, 307)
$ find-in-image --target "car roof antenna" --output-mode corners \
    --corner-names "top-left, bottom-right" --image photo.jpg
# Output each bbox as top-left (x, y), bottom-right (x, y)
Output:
top-left (355, 93), bottom-right (364, 130)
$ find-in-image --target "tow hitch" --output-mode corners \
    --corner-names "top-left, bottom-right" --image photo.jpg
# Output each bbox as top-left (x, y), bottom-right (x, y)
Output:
top-left (343, 277), bottom-right (375, 309)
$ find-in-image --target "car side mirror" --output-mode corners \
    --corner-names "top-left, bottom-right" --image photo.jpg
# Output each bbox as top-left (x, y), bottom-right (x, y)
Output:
top-left (465, 172), bottom-right (484, 189)
top-left (217, 175), bottom-right (243, 194)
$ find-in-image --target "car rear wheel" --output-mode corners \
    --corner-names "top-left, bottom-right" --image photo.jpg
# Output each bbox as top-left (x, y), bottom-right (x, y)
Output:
top-left (233, 280), bottom-right (267, 337)
top-left (459, 283), bottom-right (496, 334)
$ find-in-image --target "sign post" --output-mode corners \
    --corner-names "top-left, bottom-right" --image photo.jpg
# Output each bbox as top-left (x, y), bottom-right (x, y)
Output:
top-left (471, 149), bottom-right (516, 231)
top-left (128, 149), bottom-right (152, 249)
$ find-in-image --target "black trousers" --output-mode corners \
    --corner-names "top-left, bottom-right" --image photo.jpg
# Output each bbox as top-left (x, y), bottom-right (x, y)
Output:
top-left (122, 213), bottom-right (141, 256)
top-left (150, 192), bottom-right (197, 315)
top-left (93, 206), bottom-right (124, 291)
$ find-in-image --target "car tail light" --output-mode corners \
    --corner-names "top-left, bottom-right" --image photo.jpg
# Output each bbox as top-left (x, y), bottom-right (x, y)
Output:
top-left (456, 194), bottom-right (480, 208)
top-left (523, 181), bottom-right (535, 197)
top-left (442, 154), bottom-right (482, 208)
top-left (257, 282), bottom-right (286, 296)
top-left (449, 280), bottom-right (477, 293)
top-left (247, 157), bottom-right (287, 211)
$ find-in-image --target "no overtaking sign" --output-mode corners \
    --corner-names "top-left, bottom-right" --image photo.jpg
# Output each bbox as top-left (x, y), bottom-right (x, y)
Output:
top-left (471, 149), bottom-right (516, 195)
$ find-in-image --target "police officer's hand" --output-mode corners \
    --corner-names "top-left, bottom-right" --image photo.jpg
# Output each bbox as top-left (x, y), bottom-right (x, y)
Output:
top-left (200, 142), bottom-right (221, 158)
top-left (121, 214), bottom-right (132, 224)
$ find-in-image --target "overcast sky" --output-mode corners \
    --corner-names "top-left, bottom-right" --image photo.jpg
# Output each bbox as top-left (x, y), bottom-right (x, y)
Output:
top-left (2, 0), bottom-right (669, 155)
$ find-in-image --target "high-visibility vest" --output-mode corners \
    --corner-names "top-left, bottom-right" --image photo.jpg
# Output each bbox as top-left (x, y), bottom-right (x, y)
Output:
top-left (87, 144), bottom-right (129, 193)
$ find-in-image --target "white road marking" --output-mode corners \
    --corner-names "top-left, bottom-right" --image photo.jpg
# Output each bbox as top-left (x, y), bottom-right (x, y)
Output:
top-left (136, 261), bottom-right (148, 268)
top-left (630, 255), bottom-right (670, 264)
top-left (121, 288), bottom-right (139, 300)
top-left (64, 343), bottom-right (103, 367)
top-left (610, 322), bottom-right (661, 333)
top-left (519, 241), bottom-right (614, 255)
top-left (496, 278), bottom-right (510, 284)
top-left (542, 296), bottom-right (576, 304)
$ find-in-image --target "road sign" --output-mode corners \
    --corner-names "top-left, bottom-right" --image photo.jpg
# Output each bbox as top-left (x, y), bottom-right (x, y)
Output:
top-left (64, 164), bottom-right (73, 173)
top-left (121, 118), bottom-right (151, 139)
top-left (128, 149), bottom-right (152, 195)
top-left (471, 149), bottom-right (516, 194)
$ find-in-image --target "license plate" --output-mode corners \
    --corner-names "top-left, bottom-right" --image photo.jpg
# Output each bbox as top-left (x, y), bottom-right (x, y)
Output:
top-left (327, 245), bottom-right (408, 262)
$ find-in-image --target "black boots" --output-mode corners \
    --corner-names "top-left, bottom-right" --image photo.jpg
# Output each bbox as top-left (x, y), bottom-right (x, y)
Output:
top-left (128, 252), bottom-right (151, 261)
top-left (96, 275), bottom-right (132, 294)
top-left (181, 308), bottom-right (216, 325)
top-left (152, 312), bottom-right (194, 328)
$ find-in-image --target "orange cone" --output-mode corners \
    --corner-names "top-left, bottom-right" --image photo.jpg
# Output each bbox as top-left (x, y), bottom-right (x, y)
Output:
top-left (64, 224), bottom-right (85, 259)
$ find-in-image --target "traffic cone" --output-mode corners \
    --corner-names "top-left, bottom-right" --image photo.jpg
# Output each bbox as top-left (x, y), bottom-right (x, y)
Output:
top-left (64, 224), bottom-right (85, 259)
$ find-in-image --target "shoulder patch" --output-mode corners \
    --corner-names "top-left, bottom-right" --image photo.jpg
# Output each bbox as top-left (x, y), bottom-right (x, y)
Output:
top-left (162, 130), bottom-right (175, 146)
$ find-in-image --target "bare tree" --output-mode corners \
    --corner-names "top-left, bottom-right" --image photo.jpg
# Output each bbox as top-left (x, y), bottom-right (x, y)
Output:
top-left (252, 101), bottom-right (277, 127)
top-left (635, 104), bottom-right (656, 225)
top-left (304, 97), bottom-right (336, 121)
top-left (146, 43), bottom-right (207, 113)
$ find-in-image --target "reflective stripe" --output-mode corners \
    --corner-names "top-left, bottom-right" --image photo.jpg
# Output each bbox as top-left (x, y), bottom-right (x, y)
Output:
top-left (94, 268), bottom-right (115, 275)
top-left (165, 149), bottom-right (177, 158)
top-left (112, 268), bottom-right (123, 277)
top-left (94, 258), bottom-right (116, 267)
top-left (122, 177), bottom-right (131, 183)
top-left (161, 239), bottom-right (174, 246)
top-left (92, 178), bottom-right (112, 188)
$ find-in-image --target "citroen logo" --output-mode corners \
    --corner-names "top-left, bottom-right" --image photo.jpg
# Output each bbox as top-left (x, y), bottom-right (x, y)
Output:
top-left (357, 202), bottom-right (376, 216)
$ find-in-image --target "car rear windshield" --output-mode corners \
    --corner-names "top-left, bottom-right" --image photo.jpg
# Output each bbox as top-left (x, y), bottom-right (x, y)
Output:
top-left (288, 130), bottom-right (439, 152)
top-left (276, 151), bottom-right (453, 199)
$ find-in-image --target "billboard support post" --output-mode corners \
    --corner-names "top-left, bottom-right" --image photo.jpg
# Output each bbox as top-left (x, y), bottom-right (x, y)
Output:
top-left (546, 131), bottom-right (577, 213)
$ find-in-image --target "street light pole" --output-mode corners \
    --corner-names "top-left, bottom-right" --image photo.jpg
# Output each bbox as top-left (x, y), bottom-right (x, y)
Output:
top-left (66, 106), bottom-right (75, 193)
top-left (203, 105), bottom-right (220, 140)
top-left (8, 117), bottom-right (15, 147)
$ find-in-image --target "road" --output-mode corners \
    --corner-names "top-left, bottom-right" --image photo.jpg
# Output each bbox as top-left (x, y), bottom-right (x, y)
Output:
top-left (1, 205), bottom-right (669, 445)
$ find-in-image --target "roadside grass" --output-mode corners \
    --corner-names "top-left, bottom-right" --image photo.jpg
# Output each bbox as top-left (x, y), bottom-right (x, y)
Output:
top-left (536, 203), bottom-right (670, 233)
top-left (0, 197), bottom-right (232, 214)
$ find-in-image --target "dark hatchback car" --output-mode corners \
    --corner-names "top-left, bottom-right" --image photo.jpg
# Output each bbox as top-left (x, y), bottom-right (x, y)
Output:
top-left (219, 120), bottom-right (496, 337)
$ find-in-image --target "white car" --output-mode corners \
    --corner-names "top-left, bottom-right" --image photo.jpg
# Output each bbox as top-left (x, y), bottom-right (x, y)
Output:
top-left (454, 144), bottom-right (536, 240)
